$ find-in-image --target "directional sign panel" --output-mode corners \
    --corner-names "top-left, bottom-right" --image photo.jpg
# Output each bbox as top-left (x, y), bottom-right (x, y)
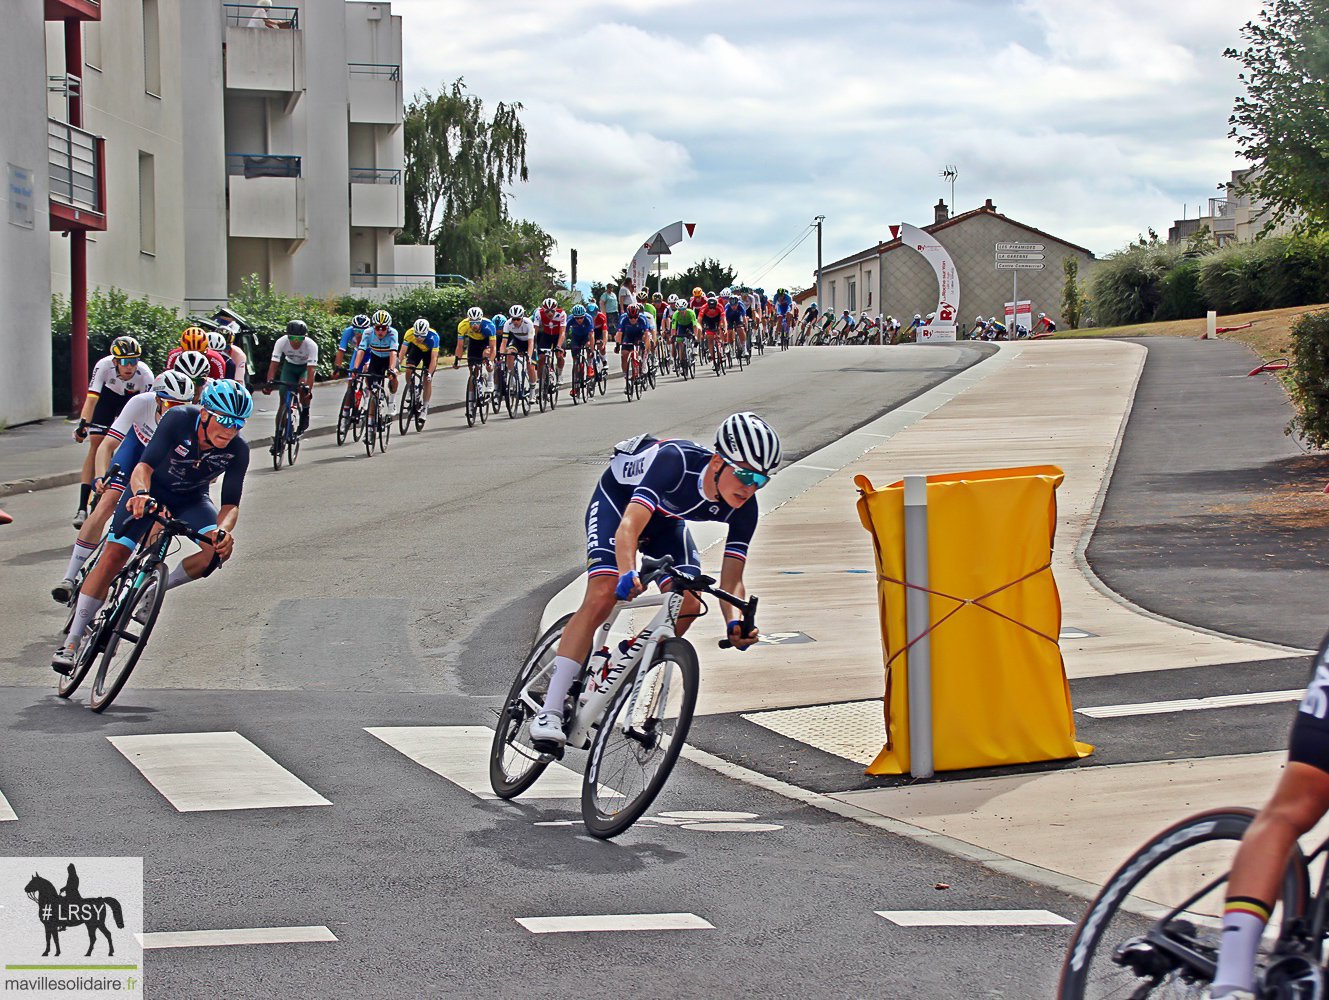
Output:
top-left (996, 242), bottom-right (1044, 252)
top-left (995, 252), bottom-right (1045, 262)
top-left (995, 261), bottom-right (1046, 270)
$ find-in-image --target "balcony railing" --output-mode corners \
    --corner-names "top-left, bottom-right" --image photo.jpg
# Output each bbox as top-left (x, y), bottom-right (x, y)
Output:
top-left (348, 63), bottom-right (400, 81)
top-left (222, 3), bottom-right (298, 29)
top-left (350, 273), bottom-right (474, 288)
top-left (227, 153), bottom-right (301, 178)
top-left (349, 167), bottom-right (401, 185)
top-left (48, 118), bottom-right (104, 216)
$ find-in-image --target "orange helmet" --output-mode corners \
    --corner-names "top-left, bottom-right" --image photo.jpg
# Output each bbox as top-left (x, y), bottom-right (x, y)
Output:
top-left (692, 287), bottom-right (703, 298)
top-left (180, 327), bottom-right (209, 353)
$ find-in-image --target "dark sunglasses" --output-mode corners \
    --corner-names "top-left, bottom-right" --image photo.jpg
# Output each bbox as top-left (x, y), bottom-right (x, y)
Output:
top-left (721, 457), bottom-right (770, 489)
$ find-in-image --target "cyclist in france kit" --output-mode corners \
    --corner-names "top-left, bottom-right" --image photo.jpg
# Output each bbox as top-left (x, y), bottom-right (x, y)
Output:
top-left (528, 412), bottom-right (782, 746)
top-left (52, 380), bottom-right (253, 674)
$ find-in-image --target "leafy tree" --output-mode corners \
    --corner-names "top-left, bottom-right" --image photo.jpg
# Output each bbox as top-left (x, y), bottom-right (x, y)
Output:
top-left (1226, 2), bottom-right (1329, 231)
top-left (403, 78), bottom-right (530, 278)
top-left (1061, 257), bottom-right (1084, 330)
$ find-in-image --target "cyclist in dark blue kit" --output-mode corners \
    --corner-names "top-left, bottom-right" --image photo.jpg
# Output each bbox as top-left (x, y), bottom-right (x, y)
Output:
top-left (528, 412), bottom-right (781, 746)
top-left (53, 380), bottom-right (254, 674)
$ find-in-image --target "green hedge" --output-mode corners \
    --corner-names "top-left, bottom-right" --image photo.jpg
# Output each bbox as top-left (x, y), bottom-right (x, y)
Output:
top-left (1289, 309), bottom-right (1329, 448)
top-left (49, 278), bottom-right (521, 411)
top-left (1089, 233), bottom-right (1329, 327)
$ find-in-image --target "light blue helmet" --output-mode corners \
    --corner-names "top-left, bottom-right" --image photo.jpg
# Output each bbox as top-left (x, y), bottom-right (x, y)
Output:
top-left (587, 302), bottom-right (599, 316)
top-left (571, 305), bottom-right (586, 319)
top-left (200, 379), bottom-right (253, 427)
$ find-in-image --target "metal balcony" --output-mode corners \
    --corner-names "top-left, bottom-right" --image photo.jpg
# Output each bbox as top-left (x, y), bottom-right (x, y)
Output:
top-left (226, 154), bottom-right (304, 240)
top-left (349, 168), bottom-right (402, 228)
top-left (223, 4), bottom-right (304, 98)
top-left (348, 63), bottom-right (402, 125)
top-left (48, 117), bottom-right (106, 231)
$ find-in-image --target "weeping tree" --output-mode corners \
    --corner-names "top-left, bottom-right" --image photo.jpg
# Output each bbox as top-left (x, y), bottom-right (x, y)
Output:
top-left (403, 78), bottom-right (532, 278)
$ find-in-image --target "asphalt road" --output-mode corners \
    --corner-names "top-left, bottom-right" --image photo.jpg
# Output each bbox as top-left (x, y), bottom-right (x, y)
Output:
top-left (0, 344), bottom-right (1094, 999)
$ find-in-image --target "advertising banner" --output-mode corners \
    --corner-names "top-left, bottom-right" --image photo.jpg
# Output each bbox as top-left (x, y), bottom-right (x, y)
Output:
top-left (625, 221), bottom-right (695, 295)
top-left (899, 223), bottom-right (958, 342)
top-left (1004, 299), bottom-right (1033, 333)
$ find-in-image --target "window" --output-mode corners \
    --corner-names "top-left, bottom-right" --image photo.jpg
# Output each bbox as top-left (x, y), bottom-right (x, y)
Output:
top-left (85, 21), bottom-right (102, 72)
top-left (829, 281), bottom-right (835, 311)
top-left (138, 152), bottom-right (156, 255)
top-left (142, 0), bottom-right (161, 96)
top-left (847, 279), bottom-right (856, 313)
top-left (866, 270), bottom-right (873, 307)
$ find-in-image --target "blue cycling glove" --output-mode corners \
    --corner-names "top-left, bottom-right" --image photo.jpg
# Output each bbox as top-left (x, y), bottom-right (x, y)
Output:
top-left (615, 571), bottom-right (639, 600)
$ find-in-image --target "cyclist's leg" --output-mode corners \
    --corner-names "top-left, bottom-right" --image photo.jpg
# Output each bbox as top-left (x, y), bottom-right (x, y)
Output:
top-left (163, 496), bottom-right (226, 590)
top-left (422, 355), bottom-right (436, 404)
top-left (1212, 699), bottom-right (1329, 996)
top-left (639, 520), bottom-right (702, 636)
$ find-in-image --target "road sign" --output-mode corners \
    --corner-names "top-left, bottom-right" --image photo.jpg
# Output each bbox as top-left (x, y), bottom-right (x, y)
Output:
top-left (995, 242), bottom-right (1044, 252)
top-left (995, 252), bottom-right (1045, 262)
top-left (645, 233), bottom-right (671, 255)
top-left (995, 261), bottom-right (1045, 270)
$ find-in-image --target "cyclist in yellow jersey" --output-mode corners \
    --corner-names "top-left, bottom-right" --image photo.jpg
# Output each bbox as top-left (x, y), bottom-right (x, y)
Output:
top-left (401, 318), bottom-right (441, 410)
top-left (453, 307), bottom-right (498, 396)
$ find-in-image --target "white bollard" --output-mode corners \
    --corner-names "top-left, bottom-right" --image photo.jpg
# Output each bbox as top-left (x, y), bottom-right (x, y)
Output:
top-left (1205, 310), bottom-right (1216, 340)
top-left (903, 475), bottom-right (934, 779)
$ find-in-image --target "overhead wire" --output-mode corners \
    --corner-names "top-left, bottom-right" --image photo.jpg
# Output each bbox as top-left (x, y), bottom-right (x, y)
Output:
top-left (745, 222), bottom-right (817, 279)
top-left (747, 225), bottom-right (817, 286)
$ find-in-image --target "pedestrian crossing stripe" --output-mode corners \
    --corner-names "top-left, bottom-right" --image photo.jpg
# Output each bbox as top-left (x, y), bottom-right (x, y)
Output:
top-left (1076, 689), bottom-right (1302, 719)
top-left (875, 909), bottom-right (1072, 927)
top-left (138, 925), bottom-right (337, 949)
top-left (365, 725), bottom-right (586, 799)
top-left (107, 732), bottom-right (331, 812)
top-left (0, 787), bottom-right (14, 822)
top-left (516, 913), bottom-right (715, 933)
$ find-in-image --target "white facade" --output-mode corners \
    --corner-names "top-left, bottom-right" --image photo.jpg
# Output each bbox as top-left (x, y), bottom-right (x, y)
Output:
top-left (1, 5), bottom-right (55, 425)
top-left (48, 0), bottom-right (417, 316)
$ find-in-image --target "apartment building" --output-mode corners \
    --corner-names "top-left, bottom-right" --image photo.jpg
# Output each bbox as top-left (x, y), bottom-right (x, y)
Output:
top-left (1167, 167), bottom-right (1300, 246)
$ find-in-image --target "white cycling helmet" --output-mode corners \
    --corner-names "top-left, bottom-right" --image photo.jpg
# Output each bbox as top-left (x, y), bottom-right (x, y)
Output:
top-left (154, 370), bottom-right (194, 403)
top-left (466, 307), bottom-right (483, 322)
top-left (414, 318), bottom-right (432, 336)
top-left (716, 412), bottom-right (782, 476)
top-left (509, 304), bottom-right (525, 320)
top-left (371, 309), bottom-right (392, 327)
top-left (206, 331), bottom-right (228, 353)
top-left (541, 297), bottom-right (557, 311)
top-left (172, 350), bottom-right (211, 381)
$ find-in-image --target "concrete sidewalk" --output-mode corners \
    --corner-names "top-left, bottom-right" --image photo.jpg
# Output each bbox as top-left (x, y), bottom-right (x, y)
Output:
top-left (0, 365), bottom-right (484, 500)
top-left (545, 338), bottom-right (1311, 901)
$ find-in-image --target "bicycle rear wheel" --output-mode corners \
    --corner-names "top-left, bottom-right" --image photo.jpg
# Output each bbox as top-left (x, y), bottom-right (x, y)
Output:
top-left (596, 356), bottom-right (608, 395)
top-left (489, 613), bottom-right (575, 799)
top-left (581, 637), bottom-right (698, 839)
top-left (1058, 807), bottom-right (1308, 999)
top-left (88, 563), bottom-right (167, 712)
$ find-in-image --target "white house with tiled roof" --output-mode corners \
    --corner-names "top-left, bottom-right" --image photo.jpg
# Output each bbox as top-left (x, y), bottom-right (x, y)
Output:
top-left (815, 199), bottom-right (1096, 329)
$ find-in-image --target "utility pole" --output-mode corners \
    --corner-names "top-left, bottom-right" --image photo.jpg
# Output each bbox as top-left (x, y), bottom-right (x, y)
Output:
top-left (570, 248), bottom-right (578, 291)
top-left (814, 215), bottom-right (825, 307)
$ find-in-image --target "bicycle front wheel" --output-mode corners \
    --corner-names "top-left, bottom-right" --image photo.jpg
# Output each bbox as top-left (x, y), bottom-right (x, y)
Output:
top-left (582, 637), bottom-right (698, 839)
top-left (378, 399), bottom-right (391, 452)
top-left (489, 613), bottom-right (575, 799)
top-left (287, 414), bottom-right (300, 465)
top-left (271, 415), bottom-right (285, 470)
top-left (89, 563), bottom-right (167, 712)
top-left (336, 391), bottom-right (353, 446)
top-left (1058, 807), bottom-right (1308, 999)
top-left (465, 375), bottom-right (477, 427)
top-left (399, 387), bottom-right (413, 434)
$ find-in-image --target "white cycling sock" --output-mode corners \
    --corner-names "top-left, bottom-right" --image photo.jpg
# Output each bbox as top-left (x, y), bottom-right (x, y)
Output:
top-left (540, 655), bottom-right (583, 716)
top-left (165, 563), bottom-right (194, 591)
top-left (63, 538), bottom-right (97, 581)
top-left (1210, 904), bottom-right (1269, 996)
top-left (67, 594), bottom-right (104, 649)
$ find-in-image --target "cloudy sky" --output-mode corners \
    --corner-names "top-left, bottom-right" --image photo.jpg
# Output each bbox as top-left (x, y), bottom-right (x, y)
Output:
top-left (390, 0), bottom-right (1262, 291)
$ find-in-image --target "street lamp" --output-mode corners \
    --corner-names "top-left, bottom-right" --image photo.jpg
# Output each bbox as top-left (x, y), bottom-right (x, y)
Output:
top-left (940, 165), bottom-right (958, 211)
top-left (814, 215), bottom-right (825, 308)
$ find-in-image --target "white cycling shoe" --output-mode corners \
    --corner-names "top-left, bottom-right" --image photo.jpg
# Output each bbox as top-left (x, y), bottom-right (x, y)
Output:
top-left (528, 711), bottom-right (566, 746)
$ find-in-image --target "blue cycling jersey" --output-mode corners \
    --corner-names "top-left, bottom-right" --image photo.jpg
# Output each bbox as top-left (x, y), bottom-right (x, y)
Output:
top-left (358, 328), bottom-right (400, 357)
top-left (724, 303), bottom-right (746, 324)
top-left (338, 326), bottom-right (366, 353)
top-left (603, 436), bottom-right (758, 563)
top-left (774, 294), bottom-right (792, 315)
top-left (618, 315), bottom-right (650, 336)
top-left (566, 316), bottom-right (594, 345)
top-left (138, 405), bottom-right (250, 507)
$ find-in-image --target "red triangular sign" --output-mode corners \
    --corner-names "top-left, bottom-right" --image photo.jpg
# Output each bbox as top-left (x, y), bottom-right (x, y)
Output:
top-left (685, 223), bottom-right (696, 238)
top-left (889, 225), bottom-right (900, 240)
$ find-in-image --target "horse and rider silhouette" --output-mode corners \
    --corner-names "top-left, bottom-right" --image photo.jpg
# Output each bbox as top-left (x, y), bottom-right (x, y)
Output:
top-left (24, 864), bottom-right (124, 957)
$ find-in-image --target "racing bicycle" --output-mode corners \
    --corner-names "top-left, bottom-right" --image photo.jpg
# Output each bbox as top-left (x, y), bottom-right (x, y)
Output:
top-left (58, 505), bottom-right (220, 712)
top-left (489, 555), bottom-right (758, 839)
top-left (267, 379), bottom-right (302, 471)
top-left (398, 366), bottom-right (429, 434)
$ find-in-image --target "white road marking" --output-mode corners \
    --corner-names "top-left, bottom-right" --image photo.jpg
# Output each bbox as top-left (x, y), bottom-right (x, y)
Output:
top-left (876, 909), bottom-right (1072, 927)
top-left (657, 810), bottom-right (759, 821)
top-left (516, 913), bottom-right (715, 934)
top-left (1076, 689), bottom-right (1302, 719)
top-left (0, 788), bottom-right (15, 822)
top-left (679, 822), bottom-right (784, 832)
top-left (107, 732), bottom-right (331, 812)
top-left (138, 925), bottom-right (337, 949)
top-left (365, 725), bottom-right (585, 799)
top-left (796, 465), bottom-right (840, 473)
